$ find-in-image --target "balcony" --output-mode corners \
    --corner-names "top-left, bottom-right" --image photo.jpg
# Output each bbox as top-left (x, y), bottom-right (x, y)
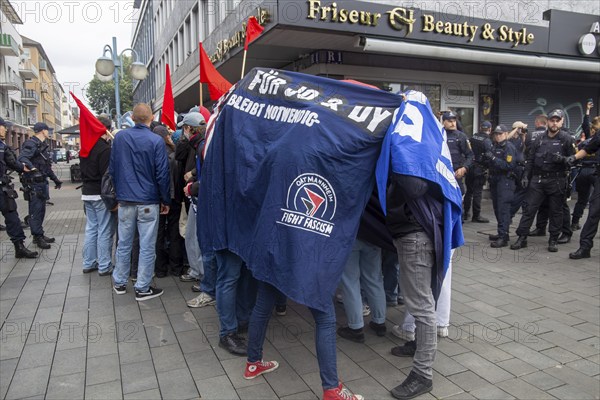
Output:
top-left (0, 75), bottom-right (23, 92)
top-left (19, 61), bottom-right (39, 80)
top-left (0, 34), bottom-right (19, 57)
top-left (22, 89), bottom-right (40, 105)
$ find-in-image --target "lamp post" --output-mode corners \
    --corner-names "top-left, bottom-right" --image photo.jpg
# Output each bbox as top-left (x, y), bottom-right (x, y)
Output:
top-left (95, 37), bottom-right (148, 128)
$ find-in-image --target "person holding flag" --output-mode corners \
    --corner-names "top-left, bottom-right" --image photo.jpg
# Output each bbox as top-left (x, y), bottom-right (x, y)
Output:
top-left (376, 91), bottom-right (464, 400)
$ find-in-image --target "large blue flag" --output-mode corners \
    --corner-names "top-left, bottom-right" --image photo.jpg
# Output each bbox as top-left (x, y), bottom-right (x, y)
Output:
top-left (198, 68), bottom-right (402, 311)
top-left (376, 91), bottom-right (464, 300)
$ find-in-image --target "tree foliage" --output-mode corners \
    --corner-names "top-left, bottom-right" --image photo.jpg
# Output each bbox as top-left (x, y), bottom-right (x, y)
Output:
top-left (86, 56), bottom-right (134, 120)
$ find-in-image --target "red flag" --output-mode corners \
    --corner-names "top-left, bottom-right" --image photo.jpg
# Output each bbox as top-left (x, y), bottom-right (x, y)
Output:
top-left (70, 92), bottom-right (108, 158)
top-left (199, 42), bottom-right (232, 101)
top-left (244, 16), bottom-right (264, 51)
top-left (161, 64), bottom-right (176, 130)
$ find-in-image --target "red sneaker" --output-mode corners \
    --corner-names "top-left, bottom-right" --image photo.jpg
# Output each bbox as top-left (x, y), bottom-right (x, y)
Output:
top-left (243, 360), bottom-right (279, 380)
top-left (323, 383), bottom-right (364, 400)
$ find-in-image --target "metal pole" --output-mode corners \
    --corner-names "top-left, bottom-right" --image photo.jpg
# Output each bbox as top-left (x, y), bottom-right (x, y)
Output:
top-left (112, 37), bottom-right (122, 128)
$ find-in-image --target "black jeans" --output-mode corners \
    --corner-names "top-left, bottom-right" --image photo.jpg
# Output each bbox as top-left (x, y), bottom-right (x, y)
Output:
top-left (580, 174), bottom-right (600, 250)
top-left (464, 173), bottom-right (486, 218)
top-left (572, 168), bottom-right (595, 223)
top-left (516, 176), bottom-right (567, 241)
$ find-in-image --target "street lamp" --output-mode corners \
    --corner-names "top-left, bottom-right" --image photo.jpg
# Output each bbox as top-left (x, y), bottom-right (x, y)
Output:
top-left (95, 37), bottom-right (148, 128)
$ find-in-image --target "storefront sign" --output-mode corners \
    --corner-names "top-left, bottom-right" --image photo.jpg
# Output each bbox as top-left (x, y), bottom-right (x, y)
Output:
top-left (546, 10), bottom-right (600, 58)
top-left (306, 0), bottom-right (536, 48)
top-left (577, 22), bottom-right (600, 56)
top-left (210, 8), bottom-right (270, 63)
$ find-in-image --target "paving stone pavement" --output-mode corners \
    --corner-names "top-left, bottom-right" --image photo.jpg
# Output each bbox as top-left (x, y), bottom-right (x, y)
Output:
top-left (1, 163), bottom-right (599, 399)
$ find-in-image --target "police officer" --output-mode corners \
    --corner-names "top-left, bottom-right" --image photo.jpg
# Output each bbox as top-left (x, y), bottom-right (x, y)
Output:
top-left (485, 125), bottom-right (521, 248)
top-left (464, 121), bottom-right (492, 223)
top-left (568, 119), bottom-right (600, 259)
top-left (511, 110), bottom-right (576, 252)
top-left (18, 122), bottom-right (62, 249)
top-left (442, 111), bottom-right (474, 212)
top-left (0, 118), bottom-right (38, 258)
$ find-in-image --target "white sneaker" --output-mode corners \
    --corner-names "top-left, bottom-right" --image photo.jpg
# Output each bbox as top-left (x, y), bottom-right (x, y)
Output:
top-left (437, 326), bottom-right (449, 338)
top-left (391, 325), bottom-right (415, 341)
top-left (362, 304), bottom-right (371, 317)
top-left (187, 292), bottom-right (216, 308)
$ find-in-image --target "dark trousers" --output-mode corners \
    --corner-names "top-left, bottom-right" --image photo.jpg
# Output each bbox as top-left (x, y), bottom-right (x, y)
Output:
top-left (464, 173), bottom-right (486, 218)
top-left (572, 168), bottom-right (595, 223)
top-left (534, 198), bottom-right (572, 236)
top-left (510, 185), bottom-right (527, 217)
top-left (155, 201), bottom-right (184, 276)
top-left (490, 176), bottom-right (515, 239)
top-left (580, 174), bottom-right (600, 250)
top-left (28, 183), bottom-right (48, 237)
top-left (516, 177), bottom-right (566, 241)
top-left (0, 191), bottom-right (25, 243)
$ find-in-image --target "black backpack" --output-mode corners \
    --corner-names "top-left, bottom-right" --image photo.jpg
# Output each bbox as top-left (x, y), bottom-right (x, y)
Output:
top-left (100, 170), bottom-right (117, 210)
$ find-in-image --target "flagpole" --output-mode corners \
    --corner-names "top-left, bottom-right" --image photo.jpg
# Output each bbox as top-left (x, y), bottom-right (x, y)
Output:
top-left (199, 42), bottom-right (204, 107)
top-left (241, 49), bottom-right (248, 79)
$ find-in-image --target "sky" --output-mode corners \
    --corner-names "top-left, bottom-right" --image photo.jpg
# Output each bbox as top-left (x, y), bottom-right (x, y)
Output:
top-left (13, 0), bottom-right (140, 110)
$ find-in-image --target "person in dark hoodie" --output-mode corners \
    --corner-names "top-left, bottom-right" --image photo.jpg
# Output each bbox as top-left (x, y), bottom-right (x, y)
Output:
top-left (80, 115), bottom-right (115, 275)
top-left (386, 172), bottom-right (443, 400)
top-left (153, 125), bottom-right (184, 277)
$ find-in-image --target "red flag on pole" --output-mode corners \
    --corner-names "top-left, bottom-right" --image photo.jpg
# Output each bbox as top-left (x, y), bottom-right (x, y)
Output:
top-left (199, 43), bottom-right (232, 101)
top-left (244, 16), bottom-right (264, 50)
top-left (161, 64), bottom-right (176, 130)
top-left (70, 92), bottom-right (109, 158)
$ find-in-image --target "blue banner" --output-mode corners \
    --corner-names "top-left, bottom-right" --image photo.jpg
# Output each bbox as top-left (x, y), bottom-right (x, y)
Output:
top-left (198, 68), bottom-right (402, 311)
top-left (376, 91), bottom-right (464, 300)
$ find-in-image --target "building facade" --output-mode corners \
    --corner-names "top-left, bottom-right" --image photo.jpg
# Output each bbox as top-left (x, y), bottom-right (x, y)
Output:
top-left (135, 0), bottom-right (600, 135)
top-left (132, 0), bottom-right (156, 106)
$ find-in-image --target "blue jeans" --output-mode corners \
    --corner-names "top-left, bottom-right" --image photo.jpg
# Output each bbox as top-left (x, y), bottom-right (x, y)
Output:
top-left (340, 239), bottom-right (386, 328)
top-left (215, 250), bottom-right (256, 337)
top-left (394, 232), bottom-right (437, 380)
top-left (185, 204), bottom-right (202, 280)
top-left (247, 281), bottom-right (338, 390)
top-left (113, 204), bottom-right (159, 292)
top-left (200, 253), bottom-right (217, 297)
top-left (83, 200), bottom-right (115, 272)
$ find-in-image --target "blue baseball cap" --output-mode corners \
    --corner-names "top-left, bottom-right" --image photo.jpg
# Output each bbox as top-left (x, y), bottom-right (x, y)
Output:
top-left (481, 121), bottom-right (492, 129)
top-left (33, 122), bottom-right (50, 132)
top-left (0, 117), bottom-right (12, 127)
top-left (442, 111), bottom-right (457, 121)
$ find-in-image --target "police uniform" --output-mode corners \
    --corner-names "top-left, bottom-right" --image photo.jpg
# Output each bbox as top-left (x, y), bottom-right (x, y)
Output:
top-left (511, 115), bottom-right (576, 252)
top-left (18, 123), bottom-right (62, 248)
top-left (487, 127), bottom-right (520, 247)
top-left (570, 133), bottom-right (600, 259)
top-left (443, 113), bottom-right (474, 196)
top-left (0, 118), bottom-right (38, 258)
top-left (571, 136), bottom-right (599, 230)
top-left (464, 123), bottom-right (492, 223)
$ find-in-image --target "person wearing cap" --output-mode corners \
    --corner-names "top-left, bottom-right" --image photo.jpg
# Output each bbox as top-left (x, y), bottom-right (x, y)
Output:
top-left (464, 121), bottom-right (492, 223)
top-left (79, 115), bottom-right (114, 275)
top-left (568, 109), bottom-right (600, 260)
top-left (18, 122), bottom-right (62, 249)
top-left (441, 111), bottom-right (474, 209)
top-left (0, 117), bottom-right (38, 258)
top-left (485, 125), bottom-right (521, 248)
top-left (110, 103), bottom-right (171, 301)
top-left (510, 109), bottom-right (576, 253)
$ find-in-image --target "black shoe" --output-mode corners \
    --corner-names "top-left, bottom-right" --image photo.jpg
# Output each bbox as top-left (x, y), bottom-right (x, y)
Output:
top-left (275, 305), bottom-right (287, 316)
top-left (557, 233), bottom-right (571, 244)
top-left (491, 238), bottom-right (508, 248)
top-left (369, 321), bottom-right (387, 337)
top-left (33, 236), bottom-right (51, 249)
top-left (135, 286), bottom-right (164, 301)
top-left (0, 224), bottom-right (5, 231)
top-left (528, 228), bottom-right (546, 237)
top-left (337, 326), bottom-right (365, 343)
top-left (488, 234), bottom-right (500, 241)
top-left (569, 248), bottom-right (591, 259)
top-left (21, 221), bottom-right (28, 229)
top-left (571, 222), bottom-right (581, 231)
top-left (42, 235), bottom-right (55, 243)
top-left (510, 236), bottom-right (528, 250)
top-left (14, 242), bottom-right (38, 259)
top-left (391, 370), bottom-right (433, 400)
top-left (548, 241), bottom-right (558, 252)
top-left (391, 340), bottom-right (416, 357)
top-left (83, 264), bottom-right (99, 273)
top-left (219, 333), bottom-right (247, 356)
top-left (98, 267), bottom-right (114, 277)
top-left (472, 216), bottom-right (490, 223)
top-left (463, 213), bottom-right (470, 222)
top-left (113, 284), bottom-right (127, 295)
